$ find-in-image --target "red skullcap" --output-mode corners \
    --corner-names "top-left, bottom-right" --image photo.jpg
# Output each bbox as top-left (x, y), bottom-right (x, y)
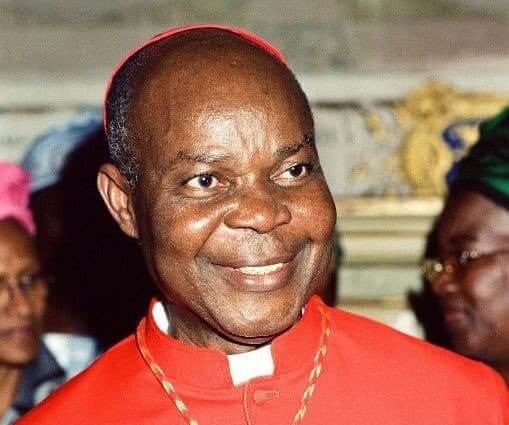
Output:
top-left (103, 24), bottom-right (288, 135)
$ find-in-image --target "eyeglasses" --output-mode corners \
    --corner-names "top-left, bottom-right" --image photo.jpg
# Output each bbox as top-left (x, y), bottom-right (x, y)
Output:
top-left (421, 250), bottom-right (487, 283)
top-left (0, 272), bottom-right (46, 307)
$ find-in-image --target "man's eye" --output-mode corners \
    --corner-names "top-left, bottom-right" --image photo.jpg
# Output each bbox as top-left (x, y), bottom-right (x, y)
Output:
top-left (186, 174), bottom-right (219, 189)
top-left (280, 164), bottom-right (312, 179)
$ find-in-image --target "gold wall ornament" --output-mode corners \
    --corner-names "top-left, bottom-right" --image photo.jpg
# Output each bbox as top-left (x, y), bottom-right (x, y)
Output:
top-left (400, 122), bottom-right (453, 195)
top-left (395, 81), bottom-right (509, 195)
top-left (365, 111), bottom-right (387, 142)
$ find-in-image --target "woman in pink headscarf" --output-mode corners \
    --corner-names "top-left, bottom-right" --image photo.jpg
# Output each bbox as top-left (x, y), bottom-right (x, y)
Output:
top-left (0, 162), bottom-right (63, 425)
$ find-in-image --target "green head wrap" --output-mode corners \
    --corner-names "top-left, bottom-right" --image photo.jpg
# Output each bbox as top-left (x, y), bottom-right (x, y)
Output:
top-left (449, 106), bottom-right (509, 209)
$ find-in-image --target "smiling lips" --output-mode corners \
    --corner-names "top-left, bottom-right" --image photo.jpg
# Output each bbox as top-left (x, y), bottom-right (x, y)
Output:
top-left (213, 258), bottom-right (295, 293)
top-left (236, 263), bottom-right (285, 275)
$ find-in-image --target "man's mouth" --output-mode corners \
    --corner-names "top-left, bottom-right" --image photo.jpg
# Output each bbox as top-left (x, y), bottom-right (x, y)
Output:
top-left (210, 254), bottom-right (298, 293)
top-left (236, 263), bottom-right (285, 275)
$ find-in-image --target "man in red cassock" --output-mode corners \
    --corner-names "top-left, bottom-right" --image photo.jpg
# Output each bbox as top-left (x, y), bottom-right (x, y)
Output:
top-left (18, 25), bottom-right (508, 425)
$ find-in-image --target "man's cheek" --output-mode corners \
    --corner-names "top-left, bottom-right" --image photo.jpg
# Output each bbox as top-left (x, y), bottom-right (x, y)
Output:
top-left (154, 214), bottom-right (215, 256)
top-left (294, 196), bottom-right (335, 241)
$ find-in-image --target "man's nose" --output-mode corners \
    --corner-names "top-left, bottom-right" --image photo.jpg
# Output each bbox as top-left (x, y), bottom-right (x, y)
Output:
top-left (224, 184), bottom-right (291, 233)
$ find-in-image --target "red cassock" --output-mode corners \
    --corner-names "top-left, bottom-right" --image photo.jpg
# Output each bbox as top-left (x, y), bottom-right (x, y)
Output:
top-left (17, 296), bottom-right (508, 424)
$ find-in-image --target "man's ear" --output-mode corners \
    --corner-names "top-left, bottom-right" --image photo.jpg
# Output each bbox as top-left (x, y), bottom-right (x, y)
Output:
top-left (97, 163), bottom-right (139, 239)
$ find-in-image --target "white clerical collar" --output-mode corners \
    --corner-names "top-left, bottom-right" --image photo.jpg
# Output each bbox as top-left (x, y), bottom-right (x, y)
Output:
top-left (226, 344), bottom-right (274, 386)
top-left (152, 301), bottom-right (275, 386)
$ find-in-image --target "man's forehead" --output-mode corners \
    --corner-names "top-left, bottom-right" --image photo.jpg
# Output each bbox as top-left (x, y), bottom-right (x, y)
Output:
top-left (104, 25), bottom-right (286, 129)
top-left (104, 25), bottom-right (288, 134)
top-left (130, 38), bottom-right (310, 148)
top-left (134, 32), bottom-right (290, 96)
top-left (113, 26), bottom-right (287, 84)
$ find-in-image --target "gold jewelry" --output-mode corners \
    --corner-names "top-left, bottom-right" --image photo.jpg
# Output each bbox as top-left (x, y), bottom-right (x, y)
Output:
top-left (136, 299), bottom-right (331, 424)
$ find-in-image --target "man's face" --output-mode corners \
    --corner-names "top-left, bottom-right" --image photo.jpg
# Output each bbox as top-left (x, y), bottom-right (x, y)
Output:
top-left (433, 191), bottom-right (509, 363)
top-left (128, 50), bottom-right (336, 344)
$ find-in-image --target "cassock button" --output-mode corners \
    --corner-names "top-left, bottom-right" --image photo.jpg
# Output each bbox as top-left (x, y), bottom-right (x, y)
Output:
top-left (253, 389), bottom-right (279, 405)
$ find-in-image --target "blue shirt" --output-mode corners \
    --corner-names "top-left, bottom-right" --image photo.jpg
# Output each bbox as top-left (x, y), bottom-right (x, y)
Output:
top-left (1, 344), bottom-right (65, 425)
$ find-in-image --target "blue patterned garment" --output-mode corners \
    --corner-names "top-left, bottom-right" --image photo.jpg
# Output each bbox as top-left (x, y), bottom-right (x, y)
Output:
top-left (1, 334), bottom-right (100, 424)
top-left (1, 344), bottom-right (65, 425)
top-left (21, 109), bottom-right (102, 193)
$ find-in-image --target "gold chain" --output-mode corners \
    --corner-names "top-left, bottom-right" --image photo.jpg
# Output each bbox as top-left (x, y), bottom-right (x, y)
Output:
top-left (136, 299), bottom-right (330, 425)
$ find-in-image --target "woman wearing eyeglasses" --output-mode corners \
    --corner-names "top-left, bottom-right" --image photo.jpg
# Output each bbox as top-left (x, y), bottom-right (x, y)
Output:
top-left (421, 107), bottom-right (509, 386)
top-left (0, 162), bottom-right (64, 424)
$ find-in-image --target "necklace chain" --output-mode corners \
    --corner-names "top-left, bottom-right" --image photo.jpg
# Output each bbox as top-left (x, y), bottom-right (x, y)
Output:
top-left (136, 299), bottom-right (330, 425)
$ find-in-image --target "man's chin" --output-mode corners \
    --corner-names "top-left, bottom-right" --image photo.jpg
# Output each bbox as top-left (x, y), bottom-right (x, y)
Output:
top-left (225, 333), bottom-right (277, 348)
top-left (214, 308), bottom-right (302, 347)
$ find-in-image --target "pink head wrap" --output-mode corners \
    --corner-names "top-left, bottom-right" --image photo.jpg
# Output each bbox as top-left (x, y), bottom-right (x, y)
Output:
top-left (0, 161), bottom-right (36, 235)
top-left (103, 24), bottom-right (287, 135)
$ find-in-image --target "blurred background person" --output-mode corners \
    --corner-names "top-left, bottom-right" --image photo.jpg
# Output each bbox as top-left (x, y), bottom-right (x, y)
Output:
top-left (409, 225), bottom-right (451, 350)
top-left (22, 110), bottom-right (154, 353)
top-left (415, 107), bottom-right (509, 385)
top-left (0, 161), bottom-right (64, 424)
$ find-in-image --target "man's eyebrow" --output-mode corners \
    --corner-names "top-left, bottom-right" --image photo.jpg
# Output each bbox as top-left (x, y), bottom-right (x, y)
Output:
top-left (275, 135), bottom-right (314, 158)
top-left (176, 151), bottom-right (231, 164)
top-left (162, 151), bottom-right (232, 174)
top-left (162, 136), bottom-right (313, 174)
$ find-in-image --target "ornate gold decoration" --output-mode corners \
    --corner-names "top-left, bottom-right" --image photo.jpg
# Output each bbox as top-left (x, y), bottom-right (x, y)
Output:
top-left (365, 112), bottom-right (387, 142)
top-left (395, 81), bottom-right (509, 195)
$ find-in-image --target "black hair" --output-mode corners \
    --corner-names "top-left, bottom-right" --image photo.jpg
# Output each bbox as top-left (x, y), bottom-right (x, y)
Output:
top-left (106, 49), bottom-right (149, 187)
